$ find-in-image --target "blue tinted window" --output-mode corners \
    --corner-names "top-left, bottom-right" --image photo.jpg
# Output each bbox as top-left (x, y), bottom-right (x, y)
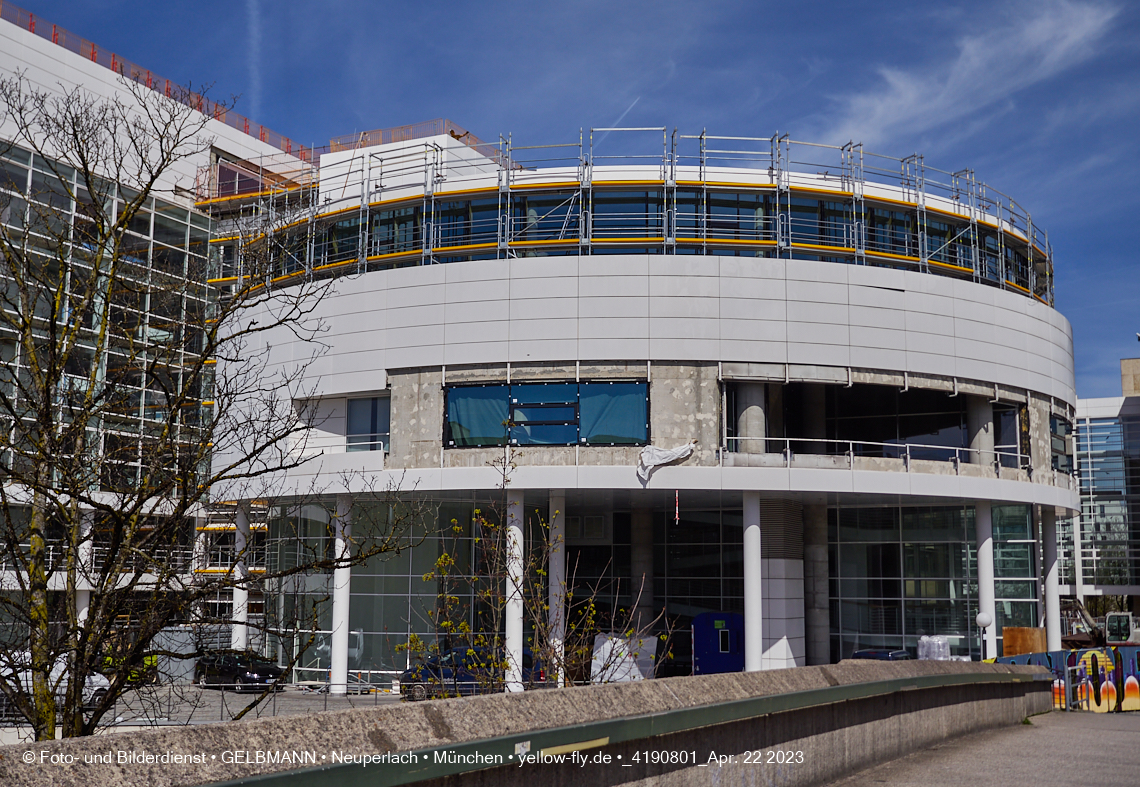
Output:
top-left (347, 397), bottom-right (390, 452)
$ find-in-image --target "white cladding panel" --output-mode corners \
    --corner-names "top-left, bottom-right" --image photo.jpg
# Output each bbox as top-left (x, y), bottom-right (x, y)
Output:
top-left (0, 21), bottom-right (288, 202)
top-left (274, 254), bottom-right (1075, 404)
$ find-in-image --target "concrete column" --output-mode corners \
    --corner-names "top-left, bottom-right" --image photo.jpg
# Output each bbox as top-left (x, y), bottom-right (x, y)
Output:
top-left (737, 383), bottom-right (767, 453)
top-left (975, 501), bottom-right (997, 659)
top-left (1072, 514), bottom-right (1086, 603)
top-left (803, 504), bottom-right (830, 665)
top-left (505, 490), bottom-right (525, 692)
top-left (743, 491), bottom-right (763, 671)
top-left (631, 506), bottom-right (655, 630)
top-left (967, 395), bottom-right (995, 467)
top-left (75, 510), bottom-right (94, 626)
top-left (230, 505), bottom-right (250, 652)
top-left (330, 495), bottom-right (353, 695)
top-left (548, 490), bottom-right (566, 687)
top-left (803, 384), bottom-right (827, 455)
top-left (1041, 507), bottom-right (1061, 651)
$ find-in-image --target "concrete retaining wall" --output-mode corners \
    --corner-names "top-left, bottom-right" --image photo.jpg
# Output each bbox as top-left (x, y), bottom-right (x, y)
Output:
top-left (0, 661), bottom-right (1050, 787)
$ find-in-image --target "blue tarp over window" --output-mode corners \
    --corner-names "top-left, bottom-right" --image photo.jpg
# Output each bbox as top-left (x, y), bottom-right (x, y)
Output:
top-left (446, 382), bottom-right (647, 447)
top-left (447, 385), bottom-right (508, 446)
top-left (580, 383), bottom-right (647, 445)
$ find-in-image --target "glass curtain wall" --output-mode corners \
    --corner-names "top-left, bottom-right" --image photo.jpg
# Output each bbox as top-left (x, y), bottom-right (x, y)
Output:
top-left (1077, 415), bottom-right (1140, 587)
top-left (829, 503), bottom-right (1037, 661)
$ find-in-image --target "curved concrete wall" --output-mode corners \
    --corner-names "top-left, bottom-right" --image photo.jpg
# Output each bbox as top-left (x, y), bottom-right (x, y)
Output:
top-left (273, 254), bottom-right (1074, 406)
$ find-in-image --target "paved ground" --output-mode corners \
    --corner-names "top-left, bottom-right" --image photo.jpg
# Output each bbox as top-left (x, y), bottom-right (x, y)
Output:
top-left (829, 711), bottom-right (1140, 787)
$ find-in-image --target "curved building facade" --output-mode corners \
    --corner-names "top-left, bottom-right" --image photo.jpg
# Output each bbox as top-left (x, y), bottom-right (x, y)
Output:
top-left (203, 128), bottom-right (1078, 685)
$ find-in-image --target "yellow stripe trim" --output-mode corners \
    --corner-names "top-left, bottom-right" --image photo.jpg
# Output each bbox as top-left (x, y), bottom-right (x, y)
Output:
top-left (790, 186), bottom-right (854, 199)
top-left (592, 180), bottom-right (664, 187)
top-left (676, 180), bottom-right (776, 188)
top-left (508, 239), bottom-right (578, 247)
top-left (540, 738), bottom-right (610, 757)
top-left (591, 237), bottom-right (666, 243)
top-left (928, 259), bottom-right (975, 274)
top-left (792, 242), bottom-right (857, 254)
top-left (363, 250), bottom-right (422, 263)
top-left (195, 182), bottom-right (304, 207)
top-left (865, 250), bottom-right (922, 263)
top-left (434, 186), bottom-right (500, 198)
top-left (675, 237), bottom-right (777, 246)
top-left (510, 181), bottom-right (582, 191)
top-left (433, 242), bottom-right (497, 253)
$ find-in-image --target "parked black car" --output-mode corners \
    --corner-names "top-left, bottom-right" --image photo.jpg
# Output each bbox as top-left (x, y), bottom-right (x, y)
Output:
top-left (195, 652), bottom-right (285, 691)
top-left (399, 648), bottom-right (546, 701)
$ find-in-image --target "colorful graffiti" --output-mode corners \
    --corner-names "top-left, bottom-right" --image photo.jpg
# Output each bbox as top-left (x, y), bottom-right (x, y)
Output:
top-left (997, 646), bottom-right (1140, 713)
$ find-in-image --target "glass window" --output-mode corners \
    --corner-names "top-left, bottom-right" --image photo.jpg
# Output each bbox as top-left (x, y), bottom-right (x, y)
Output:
top-left (992, 505), bottom-right (1031, 541)
top-left (347, 396), bottom-right (390, 452)
top-left (837, 508), bottom-right (900, 542)
top-left (993, 543), bottom-right (1034, 578)
top-left (901, 507), bottom-right (966, 542)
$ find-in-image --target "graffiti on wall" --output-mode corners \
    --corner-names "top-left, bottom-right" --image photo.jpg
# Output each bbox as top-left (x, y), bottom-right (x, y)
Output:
top-left (997, 647), bottom-right (1140, 712)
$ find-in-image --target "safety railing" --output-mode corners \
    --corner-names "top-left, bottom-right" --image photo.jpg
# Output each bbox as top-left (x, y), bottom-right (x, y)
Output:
top-left (199, 127), bottom-right (1054, 305)
top-left (722, 435), bottom-right (1026, 472)
top-left (0, 543), bottom-right (197, 573)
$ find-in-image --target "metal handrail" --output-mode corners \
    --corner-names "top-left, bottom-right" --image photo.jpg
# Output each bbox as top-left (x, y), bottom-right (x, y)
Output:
top-left (722, 434), bottom-right (1026, 468)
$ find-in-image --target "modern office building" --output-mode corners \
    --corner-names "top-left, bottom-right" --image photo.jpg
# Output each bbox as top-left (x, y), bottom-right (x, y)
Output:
top-left (1, 4), bottom-right (1080, 693)
top-left (202, 124), bottom-right (1080, 685)
top-left (0, 6), bottom-right (286, 639)
top-left (1068, 359), bottom-right (1140, 612)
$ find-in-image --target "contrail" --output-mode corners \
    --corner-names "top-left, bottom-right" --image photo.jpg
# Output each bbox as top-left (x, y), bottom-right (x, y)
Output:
top-left (594, 96), bottom-right (641, 149)
top-left (246, 0), bottom-right (262, 120)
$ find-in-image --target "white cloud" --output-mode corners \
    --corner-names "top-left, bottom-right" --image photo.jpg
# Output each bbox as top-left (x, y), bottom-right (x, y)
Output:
top-left (816, 1), bottom-right (1117, 149)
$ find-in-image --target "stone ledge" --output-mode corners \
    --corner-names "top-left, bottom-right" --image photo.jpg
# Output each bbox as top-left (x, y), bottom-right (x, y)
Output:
top-left (0, 662), bottom-right (1046, 787)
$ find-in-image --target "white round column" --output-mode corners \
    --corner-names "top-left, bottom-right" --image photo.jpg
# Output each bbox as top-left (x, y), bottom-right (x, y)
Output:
top-left (230, 505), bottom-right (250, 652)
top-left (75, 510), bottom-right (94, 626)
top-left (743, 491), bottom-right (763, 671)
top-left (975, 501), bottom-right (997, 659)
top-left (330, 495), bottom-right (353, 695)
top-left (1042, 507), bottom-right (1061, 651)
top-left (505, 490), bottom-right (525, 692)
top-left (548, 490), bottom-right (566, 687)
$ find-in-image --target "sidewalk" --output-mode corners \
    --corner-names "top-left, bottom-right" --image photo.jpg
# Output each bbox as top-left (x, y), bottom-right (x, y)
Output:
top-left (830, 711), bottom-right (1140, 787)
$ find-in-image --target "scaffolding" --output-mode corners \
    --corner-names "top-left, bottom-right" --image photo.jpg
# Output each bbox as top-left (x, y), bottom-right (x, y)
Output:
top-left (197, 126), bottom-right (1055, 307)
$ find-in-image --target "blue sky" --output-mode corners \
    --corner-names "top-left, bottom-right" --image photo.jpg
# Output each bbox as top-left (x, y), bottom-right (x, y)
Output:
top-left (19, 0), bottom-right (1140, 398)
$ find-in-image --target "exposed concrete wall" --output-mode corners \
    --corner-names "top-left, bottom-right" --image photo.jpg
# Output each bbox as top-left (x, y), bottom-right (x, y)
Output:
top-left (1028, 393), bottom-right (1053, 478)
top-left (648, 363), bottom-right (720, 467)
top-left (387, 368), bottom-right (444, 470)
top-left (1123, 358), bottom-right (1140, 397)
top-left (0, 662), bottom-right (1049, 787)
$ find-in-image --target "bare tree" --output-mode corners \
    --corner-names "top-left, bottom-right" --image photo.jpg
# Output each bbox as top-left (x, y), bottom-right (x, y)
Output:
top-left (0, 74), bottom-right (418, 740)
top-left (404, 448), bottom-right (670, 699)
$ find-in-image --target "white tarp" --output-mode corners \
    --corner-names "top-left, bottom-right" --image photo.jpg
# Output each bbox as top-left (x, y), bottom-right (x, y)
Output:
top-left (590, 634), bottom-right (659, 683)
top-left (637, 440), bottom-right (697, 482)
